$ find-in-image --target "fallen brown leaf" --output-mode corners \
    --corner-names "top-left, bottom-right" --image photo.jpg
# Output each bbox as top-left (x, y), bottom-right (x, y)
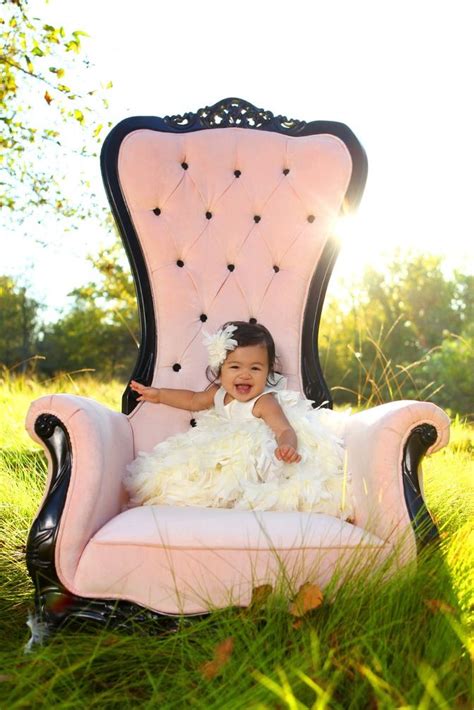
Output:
top-left (200, 637), bottom-right (234, 680)
top-left (424, 599), bottom-right (456, 614)
top-left (247, 584), bottom-right (273, 612)
top-left (48, 594), bottom-right (73, 614)
top-left (289, 582), bottom-right (323, 617)
top-left (102, 634), bottom-right (121, 646)
top-left (241, 584), bottom-right (273, 617)
top-left (44, 90), bottom-right (53, 104)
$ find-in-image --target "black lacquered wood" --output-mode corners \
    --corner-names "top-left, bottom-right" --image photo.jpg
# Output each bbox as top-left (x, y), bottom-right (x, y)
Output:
top-left (402, 424), bottom-right (439, 549)
top-left (33, 589), bottom-right (188, 635)
top-left (100, 97), bottom-right (368, 414)
top-left (26, 415), bottom-right (71, 586)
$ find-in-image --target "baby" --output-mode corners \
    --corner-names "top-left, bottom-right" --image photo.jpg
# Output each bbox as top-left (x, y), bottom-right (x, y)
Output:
top-left (130, 321), bottom-right (301, 464)
top-left (124, 321), bottom-right (351, 516)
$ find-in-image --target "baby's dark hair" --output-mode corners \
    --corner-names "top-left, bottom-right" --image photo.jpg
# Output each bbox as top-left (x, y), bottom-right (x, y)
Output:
top-left (205, 321), bottom-right (282, 386)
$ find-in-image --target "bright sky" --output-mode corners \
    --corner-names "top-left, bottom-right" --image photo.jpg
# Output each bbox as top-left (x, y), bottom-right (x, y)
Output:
top-left (4, 0), bottom-right (473, 320)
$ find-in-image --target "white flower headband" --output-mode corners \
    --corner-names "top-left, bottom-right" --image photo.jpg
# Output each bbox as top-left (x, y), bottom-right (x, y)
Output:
top-left (202, 324), bottom-right (238, 369)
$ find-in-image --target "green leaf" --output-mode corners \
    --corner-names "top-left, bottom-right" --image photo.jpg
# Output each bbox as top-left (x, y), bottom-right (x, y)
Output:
top-left (65, 40), bottom-right (79, 53)
top-left (74, 109), bottom-right (84, 124)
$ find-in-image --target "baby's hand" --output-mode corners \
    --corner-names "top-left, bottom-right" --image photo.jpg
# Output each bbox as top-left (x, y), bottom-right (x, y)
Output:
top-left (130, 380), bottom-right (160, 403)
top-left (275, 445), bottom-right (302, 464)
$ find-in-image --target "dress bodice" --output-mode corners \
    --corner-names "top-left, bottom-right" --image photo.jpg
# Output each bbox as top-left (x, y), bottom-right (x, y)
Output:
top-left (214, 376), bottom-right (288, 421)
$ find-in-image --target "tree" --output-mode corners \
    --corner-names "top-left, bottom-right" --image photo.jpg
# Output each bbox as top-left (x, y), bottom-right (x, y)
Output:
top-left (320, 250), bottom-right (472, 414)
top-left (348, 252), bottom-right (460, 367)
top-left (422, 325), bottom-right (474, 417)
top-left (0, 274), bottom-right (40, 369)
top-left (39, 305), bottom-right (135, 378)
top-left (452, 272), bottom-right (474, 331)
top-left (39, 239), bottom-right (139, 378)
top-left (0, 0), bottom-right (111, 219)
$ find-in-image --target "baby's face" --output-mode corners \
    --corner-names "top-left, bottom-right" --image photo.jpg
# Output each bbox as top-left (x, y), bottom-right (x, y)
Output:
top-left (220, 345), bottom-right (270, 402)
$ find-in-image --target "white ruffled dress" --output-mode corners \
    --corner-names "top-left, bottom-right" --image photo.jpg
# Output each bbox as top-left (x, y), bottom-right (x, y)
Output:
top-left (124, 378), bottom-right (353, 519)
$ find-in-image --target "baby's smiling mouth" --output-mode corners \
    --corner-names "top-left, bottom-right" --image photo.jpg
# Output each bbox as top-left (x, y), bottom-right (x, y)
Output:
top-left (236, 384), bottom-right (252, 394)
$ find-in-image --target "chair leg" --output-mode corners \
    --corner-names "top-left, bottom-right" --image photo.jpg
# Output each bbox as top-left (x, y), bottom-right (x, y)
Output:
top-left (25, 582), bottom-right (186, 650)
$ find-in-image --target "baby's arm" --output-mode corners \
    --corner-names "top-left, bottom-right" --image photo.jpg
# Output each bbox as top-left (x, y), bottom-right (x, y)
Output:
top-left (130, 380), bottom-right (218, 411)
top-left (253, 394), bottom-right (302, 464)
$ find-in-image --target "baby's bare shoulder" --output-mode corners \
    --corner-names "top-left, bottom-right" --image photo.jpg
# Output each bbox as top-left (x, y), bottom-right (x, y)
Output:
top-left (253, 392), bottom-right (278, 418)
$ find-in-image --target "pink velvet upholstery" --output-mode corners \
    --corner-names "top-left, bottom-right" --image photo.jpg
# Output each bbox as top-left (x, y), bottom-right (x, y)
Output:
top-left (74, 507), bottom-right (388, 614)
top-left (26, 121), bottom-right (450, 616)
top-left (345, 400), bottom-right (450, 561)
top-left (27, 395), bottom-right (133, 584)
top-left (119, 128), bottom-right (353, 452)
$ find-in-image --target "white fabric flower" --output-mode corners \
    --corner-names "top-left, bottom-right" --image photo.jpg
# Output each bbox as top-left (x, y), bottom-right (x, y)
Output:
top-left (202, 324), bottom-right (238, 369)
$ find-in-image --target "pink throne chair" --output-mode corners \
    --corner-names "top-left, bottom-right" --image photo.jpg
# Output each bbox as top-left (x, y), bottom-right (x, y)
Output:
top-left (25, 98), bottom-right (450, 634)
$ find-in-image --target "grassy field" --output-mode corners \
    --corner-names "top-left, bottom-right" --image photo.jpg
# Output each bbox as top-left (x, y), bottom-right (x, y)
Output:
top-left (0, 372), bottom-right (472, 708)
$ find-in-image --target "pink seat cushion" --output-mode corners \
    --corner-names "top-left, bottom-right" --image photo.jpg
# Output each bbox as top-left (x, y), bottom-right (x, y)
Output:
top-left (74, 506), bottom-right (390, 614)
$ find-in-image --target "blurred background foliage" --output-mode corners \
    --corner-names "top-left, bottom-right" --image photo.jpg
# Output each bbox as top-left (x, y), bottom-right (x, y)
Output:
top-left (1, 248), bottom-right (473, 418)
top-left (320, 251), bottom-right (473, 417)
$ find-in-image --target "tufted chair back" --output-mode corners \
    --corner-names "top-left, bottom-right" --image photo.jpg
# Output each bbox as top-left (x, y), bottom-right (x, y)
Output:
top-left (101, 99), bottom-right (367, 455)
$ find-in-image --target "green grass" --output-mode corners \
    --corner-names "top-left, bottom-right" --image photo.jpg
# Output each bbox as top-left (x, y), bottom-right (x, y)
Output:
top-left (0, 373), bottom-right (472, 708)
top-left (0, 368), bottom-right (124, 450)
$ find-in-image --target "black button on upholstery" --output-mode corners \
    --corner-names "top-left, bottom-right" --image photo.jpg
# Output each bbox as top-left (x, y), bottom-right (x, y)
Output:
top-left (153, 207), bottom-right (161, 215)
top-left (206, 211), bottom-right (213, 219)
top-left (190, 418), bottom-right (197, 427)
top-left (181, 161), bottom-right (188, 170)
top-left (227, 264), bottom-right (235, 271)
top-left (172, 363), bottom-right (181, 372)
top-left (283, 168), bottom-right (290, 175)
top-left (249, 317), bottom-right (257, 324)
top-left (200, 314), bottom-right (207, 322)
top-left (176, 259), bottom-right (184, 267)
top-left (273, 265), bottom-right (280, 273)
top-left (307, 215), bottom-right (315, 223)
top-left (254, 215), bottom-right (261, 223)
top-left (234, 170), bottom-right (241, 177)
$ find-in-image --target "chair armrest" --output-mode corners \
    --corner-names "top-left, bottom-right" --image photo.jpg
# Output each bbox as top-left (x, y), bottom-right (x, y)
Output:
top-left (26, 394), bottom-right (134, 589)
top-left (343, 400), bottom-right (450, 553)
